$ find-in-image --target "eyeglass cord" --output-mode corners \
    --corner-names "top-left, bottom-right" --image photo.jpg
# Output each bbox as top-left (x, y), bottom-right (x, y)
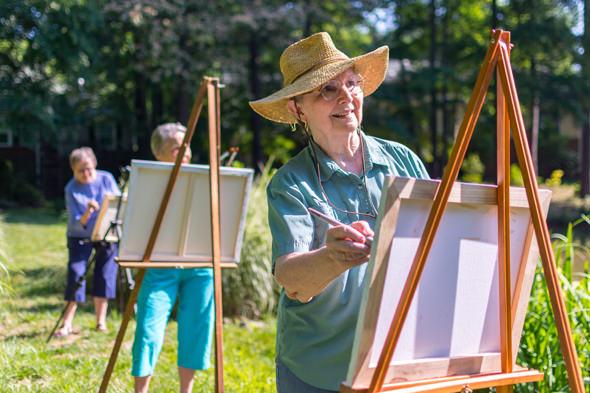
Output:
top-left (304, 127), bottom-right (379, 220)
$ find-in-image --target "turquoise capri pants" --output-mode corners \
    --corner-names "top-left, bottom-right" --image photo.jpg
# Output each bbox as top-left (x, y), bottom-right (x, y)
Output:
top-left (131, 267), bottom-right (214, 376)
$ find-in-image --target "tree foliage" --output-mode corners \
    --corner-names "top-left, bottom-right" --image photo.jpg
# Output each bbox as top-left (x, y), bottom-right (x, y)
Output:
top-left (0, 1), bottom-right (586, 185)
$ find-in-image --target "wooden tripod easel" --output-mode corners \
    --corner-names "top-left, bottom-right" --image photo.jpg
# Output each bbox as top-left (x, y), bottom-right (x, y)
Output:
top-left (360, 30), bottom-right (586, 393)
top-left (99, 77), bottom-right (227, 393)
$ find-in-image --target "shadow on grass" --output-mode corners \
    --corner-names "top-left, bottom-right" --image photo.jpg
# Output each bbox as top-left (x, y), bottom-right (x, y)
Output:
top-left (1, 207), bottom-right (66, 226)
top-left (17, 265), bottom-right (66, 297)
top-left (17, 301), bottom-right (62, 314)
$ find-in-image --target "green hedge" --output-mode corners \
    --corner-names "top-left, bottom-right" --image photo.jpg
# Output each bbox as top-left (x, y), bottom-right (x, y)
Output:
top-left (516, 219), bottom-right (590, 392)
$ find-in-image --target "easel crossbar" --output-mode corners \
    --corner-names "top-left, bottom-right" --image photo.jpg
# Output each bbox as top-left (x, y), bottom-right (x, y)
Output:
top-left (117, 261), bottom-right (238, 269)
top-left (343, 369), bottom-right (543, 393)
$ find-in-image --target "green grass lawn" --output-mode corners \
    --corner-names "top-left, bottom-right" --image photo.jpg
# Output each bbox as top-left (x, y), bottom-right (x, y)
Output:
top-left (0, 209), bottom-right (276, 393)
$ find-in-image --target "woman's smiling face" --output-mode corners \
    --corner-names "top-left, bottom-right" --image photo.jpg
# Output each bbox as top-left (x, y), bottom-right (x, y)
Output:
top-left (72, 159), bottom-right (97, 185)
top-left (291, 68), bottom-right (364, 141)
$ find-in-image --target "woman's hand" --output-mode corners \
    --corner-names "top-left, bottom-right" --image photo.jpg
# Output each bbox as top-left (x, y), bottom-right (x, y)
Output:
top-left (87, 200), bottom-right (100, 212)
top-left (325, 221), bottom-right (374, 268)
top-left (80, 199), bottom-right (99, 226)
top-left (274, 221), bottom-right (374, 302)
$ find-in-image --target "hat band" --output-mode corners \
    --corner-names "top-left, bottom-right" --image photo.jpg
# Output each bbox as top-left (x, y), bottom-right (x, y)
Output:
top-left (284, 56), bottom-right (350, 86)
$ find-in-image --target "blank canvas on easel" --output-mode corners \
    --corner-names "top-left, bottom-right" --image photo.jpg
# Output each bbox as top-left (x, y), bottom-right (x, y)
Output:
top-left (91, 194), bottom-right (126, 242)
top-left (118, 159), bottom-right (254, 266)
top-left (344, 177), bottom-right (551, 390)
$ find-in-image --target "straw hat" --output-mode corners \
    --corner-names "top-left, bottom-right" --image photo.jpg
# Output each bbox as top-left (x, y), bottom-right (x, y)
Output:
top-left (249, 32), bottom-right (389, 124)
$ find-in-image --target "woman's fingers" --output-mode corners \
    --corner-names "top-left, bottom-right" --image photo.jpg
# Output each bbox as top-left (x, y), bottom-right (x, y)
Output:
top-left (350, 220), bottom-right (374, 238)
top-left (326, 224), bottom-right (365, 244)
top-left (326, 226), bottom-right (370, 255)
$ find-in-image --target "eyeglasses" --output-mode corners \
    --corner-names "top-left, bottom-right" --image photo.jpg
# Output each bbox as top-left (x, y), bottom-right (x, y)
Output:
top-left (316, 76), bottom-right (364, 101)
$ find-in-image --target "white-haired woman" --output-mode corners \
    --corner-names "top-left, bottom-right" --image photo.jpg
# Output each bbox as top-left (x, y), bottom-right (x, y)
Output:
top-left (250, 32), bottom-right (429, 392)
top-left (131, 123), bottom-right (213, 393)
top-left (58, 147), bottom-right (120, 337)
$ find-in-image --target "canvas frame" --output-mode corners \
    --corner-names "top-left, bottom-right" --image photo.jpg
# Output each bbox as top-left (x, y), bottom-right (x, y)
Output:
top-left (117, 159), bottom-right (253, 268)
top-left (343, 177), bottom-right (551, 391)
top-left (91, 194), bottom-right (127, 242)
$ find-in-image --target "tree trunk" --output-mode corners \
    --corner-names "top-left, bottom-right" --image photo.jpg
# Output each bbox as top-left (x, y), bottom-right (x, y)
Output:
top-left (134, 72), bottom-right (149, 155)
top-left (429, 0), bottom-right (439, 177)
top-left (151, 83), bottom-right (163, 131)
top-left (399, 59), bottom-right (418, 139)
top-left (303, 0), bottom-right (313, 37)
top-left (491, 0), bottom-right (498, 29)
top-left (175, 27), bottom-right (190, 126)
top-left (441, 0), bottom-right (451, 172)
top-left (249, 32), bottom-right (263, 171)
top-left (530, 57), bottom-right (539, 174)
top-left (175, 83), bottom-right (189, 126)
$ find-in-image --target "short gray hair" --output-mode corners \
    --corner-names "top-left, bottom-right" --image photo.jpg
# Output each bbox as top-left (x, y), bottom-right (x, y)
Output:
top-left (69, 146), bottom-right (97, 169)
top-left (150, 122), bottom-right (187, 157)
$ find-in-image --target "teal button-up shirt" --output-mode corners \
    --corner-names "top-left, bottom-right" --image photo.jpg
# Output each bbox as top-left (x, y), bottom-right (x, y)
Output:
top-left (267, 133), bottom-right (429, 390)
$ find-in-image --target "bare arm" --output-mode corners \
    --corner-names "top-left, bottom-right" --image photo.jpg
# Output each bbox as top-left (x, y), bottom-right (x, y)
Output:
top-left (274, 222), bottom-right (373, 303)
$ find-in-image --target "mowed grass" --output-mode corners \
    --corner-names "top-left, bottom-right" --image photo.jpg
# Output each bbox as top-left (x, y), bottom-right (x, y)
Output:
top-left (0, 209), bottom-right (276, 392)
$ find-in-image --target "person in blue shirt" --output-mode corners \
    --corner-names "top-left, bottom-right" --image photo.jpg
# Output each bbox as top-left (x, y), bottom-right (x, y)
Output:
top-left (131, 123), bottom-right (214, 393)
top-left (249, 33), bottom-right (429, 392)
top-left (55, 147), bottom-right (120, 337)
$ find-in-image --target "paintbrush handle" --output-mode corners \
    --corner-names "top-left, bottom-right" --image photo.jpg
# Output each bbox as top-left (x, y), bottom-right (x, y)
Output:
top-left (307, 207), bottom-right (373, 246)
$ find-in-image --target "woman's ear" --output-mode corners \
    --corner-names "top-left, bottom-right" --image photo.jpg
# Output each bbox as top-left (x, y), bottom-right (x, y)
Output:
top-left (287, 99), bottom-right (305, 122)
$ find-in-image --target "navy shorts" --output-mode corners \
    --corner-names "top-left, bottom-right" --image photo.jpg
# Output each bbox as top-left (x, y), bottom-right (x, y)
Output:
top-left (65, 237), bottom-right (118, 302)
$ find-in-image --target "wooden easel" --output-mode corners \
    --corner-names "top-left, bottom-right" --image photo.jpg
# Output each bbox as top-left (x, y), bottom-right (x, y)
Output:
top-left (351, 29), bottom-right (585, 393)
top-left (99, 76), bottom-right (227, 393)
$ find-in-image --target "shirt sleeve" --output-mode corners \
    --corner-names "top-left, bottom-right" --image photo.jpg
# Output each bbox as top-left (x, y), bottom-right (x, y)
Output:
top-left (65, 185), bottom-right (85, 227)
top-left (407, 148), bottom-right (430, 180)
top-left (104, 172), bottom-right (121, 196)
top-left (384, 141), bottom-right (431, 180)
top-left (267, 173), bottom-right (314, 272)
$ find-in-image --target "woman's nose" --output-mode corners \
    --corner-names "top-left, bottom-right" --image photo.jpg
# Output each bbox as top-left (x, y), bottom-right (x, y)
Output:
top-left (337, 86), bottom-right (354, 103)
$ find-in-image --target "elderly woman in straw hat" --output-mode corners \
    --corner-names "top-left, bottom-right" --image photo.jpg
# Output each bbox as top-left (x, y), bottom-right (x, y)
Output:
top-left (250, 32), bottom-right (429, 392)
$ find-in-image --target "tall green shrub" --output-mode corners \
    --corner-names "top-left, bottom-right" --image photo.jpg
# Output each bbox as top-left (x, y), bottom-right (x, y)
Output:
top-left (222, 163), bottom-right (279, 318)
top-left (516, 217), bottom-right (590, 392)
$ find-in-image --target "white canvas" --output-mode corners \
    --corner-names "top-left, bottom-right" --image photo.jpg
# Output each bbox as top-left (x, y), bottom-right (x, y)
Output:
top-left (346, 177), bottom-right (551, 388)
top-left (118, 160), bottom-right (253, 265)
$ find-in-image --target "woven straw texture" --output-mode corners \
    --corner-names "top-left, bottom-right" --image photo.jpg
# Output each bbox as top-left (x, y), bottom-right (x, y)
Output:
top-left (249, 32), bottom-right (389, 124)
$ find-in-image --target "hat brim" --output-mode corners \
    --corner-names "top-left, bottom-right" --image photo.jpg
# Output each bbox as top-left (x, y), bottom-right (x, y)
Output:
top-left (249, 46), bottom-right (389, 124)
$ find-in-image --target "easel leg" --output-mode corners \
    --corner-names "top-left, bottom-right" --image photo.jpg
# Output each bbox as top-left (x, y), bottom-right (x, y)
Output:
top-left (496, 385), bottom-right (513, 393)
top-left (99, 269), bottom-right (145, 393)
top-left (496, 30), bottom-right (513, 379)
top-left (207, 78), bottom-right (225, 393)
top-left (497, 43), bottom-right (586, 393)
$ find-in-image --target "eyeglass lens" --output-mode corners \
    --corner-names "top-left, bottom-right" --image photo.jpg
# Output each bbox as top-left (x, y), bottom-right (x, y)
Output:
top-left (319, 78), bottom-right (363, 101)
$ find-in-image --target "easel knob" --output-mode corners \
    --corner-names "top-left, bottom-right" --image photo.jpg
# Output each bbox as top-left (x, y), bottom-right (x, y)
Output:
top-left (460, 386), bottom-right (473, 393)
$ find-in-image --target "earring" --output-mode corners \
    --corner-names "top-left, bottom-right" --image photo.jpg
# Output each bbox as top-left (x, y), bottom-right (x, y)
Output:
top-left (304, 122), bottom-right (310, 135)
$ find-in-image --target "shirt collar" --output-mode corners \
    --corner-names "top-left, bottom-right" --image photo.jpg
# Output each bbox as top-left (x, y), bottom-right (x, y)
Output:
top-left (308, 131), bottom-right (388, 182)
